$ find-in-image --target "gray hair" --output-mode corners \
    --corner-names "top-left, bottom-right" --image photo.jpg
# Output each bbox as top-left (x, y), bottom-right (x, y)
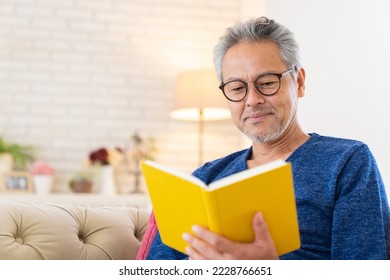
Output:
top-left (213, 16), bottom-right (302, 82)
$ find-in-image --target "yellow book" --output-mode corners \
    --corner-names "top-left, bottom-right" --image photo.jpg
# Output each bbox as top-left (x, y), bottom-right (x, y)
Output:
top-left (141, 159), bottom-right (300, 256)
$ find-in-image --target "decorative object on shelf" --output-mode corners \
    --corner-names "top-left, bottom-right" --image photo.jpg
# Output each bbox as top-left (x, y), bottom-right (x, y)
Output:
top-left (0, 136), bottom-right (35, 171)
top-left (88, 147), bottom-right (122, 195)
top-left (69, 169), bottom-right (94, 193)
top-left (120, 132), bottom-right (158, 193)
top-left (69, 179), bottom-right (93, 193)
top-left (0, 171), bottom-right (33, 193)
top-left (30, 161), bottom-right (54, 194)
top-left (99, 165), bottom-right (116, 195)
top-left (0, 153), bottom-right (13, 174)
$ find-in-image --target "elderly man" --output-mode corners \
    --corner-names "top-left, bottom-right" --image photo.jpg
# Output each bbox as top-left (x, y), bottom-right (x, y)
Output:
top-left (137, 17), bottom-right (390, 260)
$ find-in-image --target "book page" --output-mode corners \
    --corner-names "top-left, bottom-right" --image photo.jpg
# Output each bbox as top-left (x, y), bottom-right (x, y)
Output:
top-left (142, 160), bottom-right (207, 188)
top-left (208, 159), bottom-right (286, 191)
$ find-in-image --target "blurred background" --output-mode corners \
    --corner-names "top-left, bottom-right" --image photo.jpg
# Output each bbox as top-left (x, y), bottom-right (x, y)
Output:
top-left (0, 0), bottom-right (389, 198)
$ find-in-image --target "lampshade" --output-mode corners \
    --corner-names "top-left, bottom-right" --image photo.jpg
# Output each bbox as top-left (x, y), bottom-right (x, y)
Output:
top-left (170, 69), bottom-right (231, 121)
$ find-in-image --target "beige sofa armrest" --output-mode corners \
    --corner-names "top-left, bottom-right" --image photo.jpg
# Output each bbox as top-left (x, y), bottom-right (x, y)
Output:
top-left (0, 202), bottom-right (149, 260)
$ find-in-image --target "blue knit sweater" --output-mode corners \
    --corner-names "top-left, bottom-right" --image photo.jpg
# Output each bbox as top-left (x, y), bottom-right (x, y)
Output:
top-left (145, 133), bottom-right (390, 259)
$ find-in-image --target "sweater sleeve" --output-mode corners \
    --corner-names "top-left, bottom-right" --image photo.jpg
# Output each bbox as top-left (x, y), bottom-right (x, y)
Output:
top-left (330, 144), bottom-right (390, 259)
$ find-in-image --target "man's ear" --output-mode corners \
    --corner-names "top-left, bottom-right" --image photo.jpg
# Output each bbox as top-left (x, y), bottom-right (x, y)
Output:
top-left (297, 67), bottom-right (306, 98)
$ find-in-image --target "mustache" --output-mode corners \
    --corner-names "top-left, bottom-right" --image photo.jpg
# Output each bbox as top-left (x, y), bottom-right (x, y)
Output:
top-left (242, 105), bottom-right (276, 120)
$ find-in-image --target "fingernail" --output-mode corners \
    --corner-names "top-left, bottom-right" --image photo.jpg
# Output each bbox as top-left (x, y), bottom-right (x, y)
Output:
top-left (192, 225), bottom-right (202, 234)
top-left (185, 246), bottom-right (192, 254)
top-left (182, 233), bottom-right (192, 242)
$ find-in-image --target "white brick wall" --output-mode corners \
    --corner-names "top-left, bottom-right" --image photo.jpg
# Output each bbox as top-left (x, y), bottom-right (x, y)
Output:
top-left (0, 0), bottom-right (252, 192)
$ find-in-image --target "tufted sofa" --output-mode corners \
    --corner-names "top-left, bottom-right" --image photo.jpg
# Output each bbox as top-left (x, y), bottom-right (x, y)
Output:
top-left (0, 201), bottom-right (150, 260)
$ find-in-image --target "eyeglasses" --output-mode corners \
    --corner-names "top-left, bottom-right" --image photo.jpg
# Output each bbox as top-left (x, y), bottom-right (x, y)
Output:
top-left (219, 67), bottom-right (296, 102)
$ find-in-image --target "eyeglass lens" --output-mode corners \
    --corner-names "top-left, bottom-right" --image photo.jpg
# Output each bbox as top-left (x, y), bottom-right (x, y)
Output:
top-left (223, 73), bottom-right (281, 101)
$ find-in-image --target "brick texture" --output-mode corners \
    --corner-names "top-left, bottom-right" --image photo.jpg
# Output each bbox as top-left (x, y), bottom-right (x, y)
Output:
top-left (0, 0), bottom-right (250, 192)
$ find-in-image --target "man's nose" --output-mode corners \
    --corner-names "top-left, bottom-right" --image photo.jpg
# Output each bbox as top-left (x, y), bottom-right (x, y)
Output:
top-left (245, 82), bottom-right (265, 105)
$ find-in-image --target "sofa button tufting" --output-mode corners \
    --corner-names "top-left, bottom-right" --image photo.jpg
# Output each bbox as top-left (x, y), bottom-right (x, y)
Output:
top-left (15, 237), bottom-right (24, 244)
top-left (0, 202), bottom-right (150, 260)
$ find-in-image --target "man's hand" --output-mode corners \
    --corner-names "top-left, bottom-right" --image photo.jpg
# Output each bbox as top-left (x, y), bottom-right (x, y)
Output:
top-left (182, 212), bottom-right (279, 260)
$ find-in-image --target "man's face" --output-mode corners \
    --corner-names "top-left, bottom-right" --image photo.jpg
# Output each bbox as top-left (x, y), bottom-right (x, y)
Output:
top-left (221, 41), bottom-right (305, 143)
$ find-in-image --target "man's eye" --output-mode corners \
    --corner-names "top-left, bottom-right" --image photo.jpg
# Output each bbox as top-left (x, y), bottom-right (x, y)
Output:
top-left (259, 81), bottom-right (277, 87)
top-left (231, 86), bottom-right (245, 92)
top-left (226, 82), bottom-right (246, 94)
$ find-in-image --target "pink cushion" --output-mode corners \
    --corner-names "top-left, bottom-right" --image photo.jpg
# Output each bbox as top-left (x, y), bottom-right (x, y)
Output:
top-left (136, 212), bottom-right (157, 260)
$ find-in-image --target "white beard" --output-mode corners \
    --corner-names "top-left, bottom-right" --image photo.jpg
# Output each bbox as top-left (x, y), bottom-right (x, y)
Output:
top-left (242, 101), bottom-right (297, 143)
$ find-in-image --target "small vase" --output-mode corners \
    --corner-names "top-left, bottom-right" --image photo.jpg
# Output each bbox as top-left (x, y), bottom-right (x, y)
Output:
top-left (33, 175), bottom-right (53, 195)
top-left (100, 165), bottom-right (116, 195)
top-left (0, 153), bottom-right (13, 173)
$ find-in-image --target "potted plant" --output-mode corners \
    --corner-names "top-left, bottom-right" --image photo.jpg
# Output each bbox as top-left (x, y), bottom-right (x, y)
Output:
top-left (0, 136), bottom-right (35, 171)
top-left (88, 147), bottom-right (123, 195)
top-left (69, 169), bottom-right (94, 193)
top-left (128, 133), bottom-right (157, 193)
top-left (30, 161), bottom-right (55, 194)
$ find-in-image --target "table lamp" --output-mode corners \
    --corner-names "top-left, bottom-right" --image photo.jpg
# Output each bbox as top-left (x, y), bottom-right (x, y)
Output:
top-left (170, 69), bottom-right (231, 165)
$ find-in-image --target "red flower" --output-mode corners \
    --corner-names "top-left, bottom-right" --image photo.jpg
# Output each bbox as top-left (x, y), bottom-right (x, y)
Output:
top-left (89, 148), bottom-right (109, 165)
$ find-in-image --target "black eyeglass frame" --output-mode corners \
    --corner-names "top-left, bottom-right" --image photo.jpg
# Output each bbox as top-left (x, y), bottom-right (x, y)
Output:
top-left (219, 66), bottom-right (297, 102)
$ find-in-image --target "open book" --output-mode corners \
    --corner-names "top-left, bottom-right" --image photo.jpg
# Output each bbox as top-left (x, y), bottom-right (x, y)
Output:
top-left (141, 159), bottom-right (300, 256)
